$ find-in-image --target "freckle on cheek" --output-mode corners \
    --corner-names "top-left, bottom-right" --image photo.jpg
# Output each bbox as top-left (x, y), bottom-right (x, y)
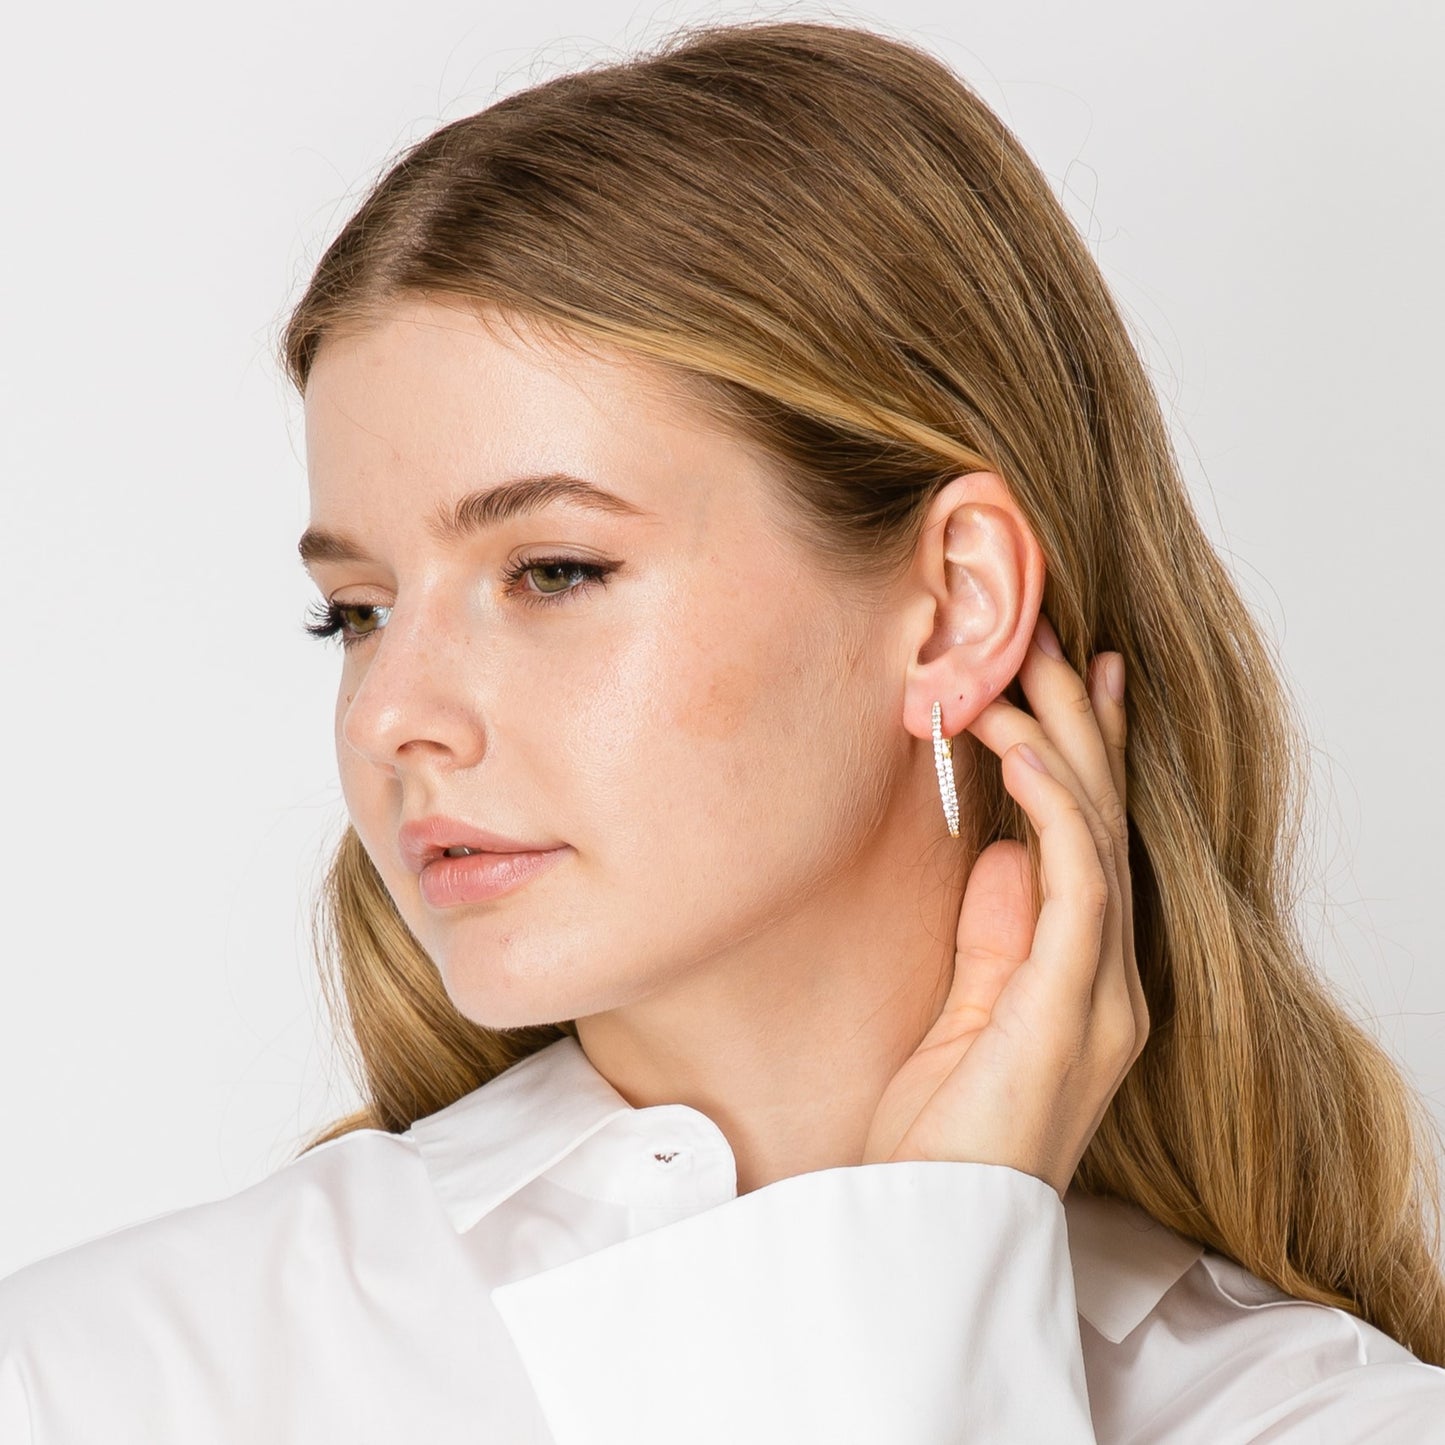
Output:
top-left (668, 660), bottom-right (762, 741)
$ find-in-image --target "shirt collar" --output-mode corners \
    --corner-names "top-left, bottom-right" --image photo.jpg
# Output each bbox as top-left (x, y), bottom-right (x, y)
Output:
top-left (1062, 1187), bottom-right (1205, 1344)
top-left (405, 1034), bottom-right (1203, 1345)
top-left (405, 1033), bottom-right (638, 1233)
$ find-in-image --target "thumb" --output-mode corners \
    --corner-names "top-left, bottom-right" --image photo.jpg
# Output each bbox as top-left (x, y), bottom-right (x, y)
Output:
top-left (956, 839), bottom-right (1037, 965)
top-left (930, 840), bottom-right (1038, 1036)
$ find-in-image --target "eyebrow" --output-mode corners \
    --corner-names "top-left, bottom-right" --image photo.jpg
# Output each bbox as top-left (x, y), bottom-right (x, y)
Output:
top-left (297, 472), bottom-right (653, 570)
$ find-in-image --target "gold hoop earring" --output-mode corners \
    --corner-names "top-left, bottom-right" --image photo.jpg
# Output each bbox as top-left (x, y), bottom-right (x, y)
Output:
top-left (932, 700), bottom-right (960, 838)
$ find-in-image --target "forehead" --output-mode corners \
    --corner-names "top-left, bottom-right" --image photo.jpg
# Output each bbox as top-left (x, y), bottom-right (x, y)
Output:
top-left (302, 295), bottom-right (734, 497)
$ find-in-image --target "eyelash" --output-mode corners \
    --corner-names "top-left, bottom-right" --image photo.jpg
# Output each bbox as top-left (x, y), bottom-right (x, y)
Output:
top-left (302, 554), bottom-right (616, 651)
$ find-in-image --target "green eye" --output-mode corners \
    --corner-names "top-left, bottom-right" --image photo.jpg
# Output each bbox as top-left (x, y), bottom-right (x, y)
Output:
top-left (303, 601), bottom-right (390, 650)
top-left (501, 555), bottom-right (617, 607)
top-left (523, 562), bottom-right (580, 595)
top-left (340, 603), bottom-right (384, 634)
top-left (301, 554), bottom-right (618, 651)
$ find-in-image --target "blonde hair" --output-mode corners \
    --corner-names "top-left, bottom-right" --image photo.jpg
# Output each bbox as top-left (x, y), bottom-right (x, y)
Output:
top-left (278, 18), bottom-right (1445, 1362)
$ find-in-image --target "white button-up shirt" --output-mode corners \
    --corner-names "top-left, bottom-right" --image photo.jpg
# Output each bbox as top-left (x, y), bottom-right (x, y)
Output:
top-left (3, 1033), bottom-right (1443, 1441)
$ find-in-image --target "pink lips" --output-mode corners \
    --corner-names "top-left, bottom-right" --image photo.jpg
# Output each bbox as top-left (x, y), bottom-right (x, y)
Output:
top-left (416, 846), bottom-right (568, 907)
top-left (397, 815), bottom-right (569, 907)
top-left (398, 815), bottom-right (560, 875)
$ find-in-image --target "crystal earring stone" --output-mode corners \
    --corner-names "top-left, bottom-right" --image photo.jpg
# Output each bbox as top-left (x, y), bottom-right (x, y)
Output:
top-left (932, 699), bottom-right (961, 838)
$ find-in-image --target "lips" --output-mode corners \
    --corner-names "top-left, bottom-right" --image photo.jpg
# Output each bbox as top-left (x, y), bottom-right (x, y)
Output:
top-left (398, 815), bottom-right (561, 875)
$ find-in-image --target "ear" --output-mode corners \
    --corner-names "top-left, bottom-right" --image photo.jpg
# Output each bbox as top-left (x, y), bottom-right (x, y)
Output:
top-left (900, 471), bottom-right (1046, 744)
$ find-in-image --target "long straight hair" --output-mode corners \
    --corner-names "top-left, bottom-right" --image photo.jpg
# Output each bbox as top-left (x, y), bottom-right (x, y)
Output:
top-left (278, 18), bottom-right (1445, 1362)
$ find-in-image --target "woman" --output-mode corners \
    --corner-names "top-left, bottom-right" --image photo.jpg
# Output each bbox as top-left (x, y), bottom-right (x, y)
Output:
top-left (3, 17), bottom-right (1442, 1442)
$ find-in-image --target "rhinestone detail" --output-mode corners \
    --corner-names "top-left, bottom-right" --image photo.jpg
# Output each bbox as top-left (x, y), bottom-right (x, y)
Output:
top-left (932, 700), bottom-right (960, 839)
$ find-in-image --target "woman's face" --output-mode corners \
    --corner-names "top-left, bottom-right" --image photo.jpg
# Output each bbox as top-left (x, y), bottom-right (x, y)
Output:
top-left (301, 294), bottom-right (906, 1030)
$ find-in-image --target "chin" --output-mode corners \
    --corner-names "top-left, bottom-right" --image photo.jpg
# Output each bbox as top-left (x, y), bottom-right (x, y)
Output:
top-left (435, 959), bottom-right (602, 1034)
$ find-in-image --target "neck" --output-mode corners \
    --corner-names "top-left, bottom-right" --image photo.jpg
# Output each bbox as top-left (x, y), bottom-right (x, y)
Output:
top-left (574, 801), bottom-right (973, 1197)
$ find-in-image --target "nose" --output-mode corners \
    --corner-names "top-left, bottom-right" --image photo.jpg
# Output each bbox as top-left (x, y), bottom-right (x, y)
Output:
top-left (337, 590), bottom-right (486, 772)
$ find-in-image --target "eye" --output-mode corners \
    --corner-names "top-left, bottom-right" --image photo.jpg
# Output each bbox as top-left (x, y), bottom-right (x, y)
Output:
top-left (302, 601), bottom-right (388, 651)
top-left (300, 554), bottom-right (617, 650)
top-left (500, 554), bottom-right (616, 608)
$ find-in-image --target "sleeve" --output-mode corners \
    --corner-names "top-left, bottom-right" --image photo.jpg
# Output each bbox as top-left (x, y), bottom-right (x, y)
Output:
top-left (0, 1348), bottom-right (36, 1445)
top-left (490, 1159), bottom-right (1096, 1444)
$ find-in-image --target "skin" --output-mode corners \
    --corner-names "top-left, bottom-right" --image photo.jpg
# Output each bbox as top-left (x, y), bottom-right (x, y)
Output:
top-left (302, 292), bottom-right (1145, 1200)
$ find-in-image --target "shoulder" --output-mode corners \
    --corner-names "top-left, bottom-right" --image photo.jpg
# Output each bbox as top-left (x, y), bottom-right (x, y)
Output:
top-left (0, 1126), bottom-right (436, 1351)
top-left (0, 1129), bottom-right (499, 1441)
top-left (1085, 1242), bottom-right (1445, 1441)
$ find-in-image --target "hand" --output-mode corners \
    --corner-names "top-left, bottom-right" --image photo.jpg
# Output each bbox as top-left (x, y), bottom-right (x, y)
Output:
top-left (860, 614), bottom-right (1147, 1200)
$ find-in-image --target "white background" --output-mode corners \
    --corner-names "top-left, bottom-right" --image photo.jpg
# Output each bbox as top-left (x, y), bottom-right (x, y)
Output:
top-left (2, 0), bottom-right (1441, 1278)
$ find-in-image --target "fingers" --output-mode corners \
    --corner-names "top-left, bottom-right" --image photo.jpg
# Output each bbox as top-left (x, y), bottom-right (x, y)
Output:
top-left (967, 617), bottom-right (1125, 861)
top-left (997, 739), bottom-right (1112, 1016)
top-left (962, 614), bottom-right (1145, 1054)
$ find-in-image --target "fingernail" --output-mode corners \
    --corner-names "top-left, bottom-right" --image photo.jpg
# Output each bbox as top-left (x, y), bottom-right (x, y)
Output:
top-left (1034, 616), bottom-right (1065, 660)
top-left (1017, 743), bottom-right (1049, 773)
top-left (1106, 656), bottom-right (1125, 704)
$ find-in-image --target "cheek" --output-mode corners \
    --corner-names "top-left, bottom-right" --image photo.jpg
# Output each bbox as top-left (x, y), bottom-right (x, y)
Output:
top-left (657, 562), bottom-right (819, 747)
top-left (666, 656), bottom-right (768, 743)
